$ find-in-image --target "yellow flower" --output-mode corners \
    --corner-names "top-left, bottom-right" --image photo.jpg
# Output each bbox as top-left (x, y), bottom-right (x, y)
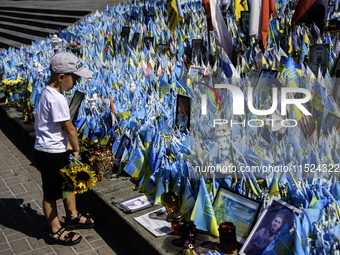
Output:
top-left (73, 165), bottom-right (97, 194)
top-left (60, 168), bottom-right (77, 190)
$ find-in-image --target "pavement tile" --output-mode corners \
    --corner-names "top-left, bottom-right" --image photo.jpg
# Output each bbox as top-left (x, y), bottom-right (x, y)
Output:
top-left (89, 238), bottom-right (107, 248)
top-left (0, 197), bottom-right (19, 207)
top-left (0, 243), bottom-right (10, 252)
top-left (4, 175), bottom-right (31, 184)
top-left (19, 246), bottom-right (54, 255)
top-left (10, 238), bottom-right (31, 254)
top-left (8, 183), bottom-right (27, 195)
top-left (25, 236), bottom-right (50, 250)
top-left (0, 170), bottom-right (16, 179)
top-left (0, 216), bottom-right (16, 230)
top-left (50, 244), bottom-right (76, 255)
top-left (0, 231), bottom-right (6, 244)
top-left (0, 249), bottom-right (14, 255)
top-left (77, 250), bottom-right (97, 255)
top-left (95, 245), bottom-right (117, 255)
top-left (81, 231), bottom-right (102, 242)
top-left (71, 238), bottom-right (93, 253)
top-left (21, 181), bottom-right (40, 192)
top-left (0, 187), bottom-right (10, 194)
top-left (6, 232), bottom-right (28, 242)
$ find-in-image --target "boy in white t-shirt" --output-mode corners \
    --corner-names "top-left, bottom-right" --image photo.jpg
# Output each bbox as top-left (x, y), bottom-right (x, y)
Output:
top-left (34, 52), bottom-right (94, 246)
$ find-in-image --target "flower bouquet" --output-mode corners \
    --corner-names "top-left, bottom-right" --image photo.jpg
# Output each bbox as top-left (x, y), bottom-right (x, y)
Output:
top-left (60, 157), bottom-right (97, 199)
top-left (65, 41), bottom-right (83, 55)
top-left (0, 77), bottom-right (25, 104)
top-left (87, 149), bottom-right (115, 181)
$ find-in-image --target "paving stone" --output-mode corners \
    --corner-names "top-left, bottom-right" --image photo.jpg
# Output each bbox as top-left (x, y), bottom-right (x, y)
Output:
top-left (71, 237), bottom-right (93, 253)
top-left (8, 183), bottom-right (27, 194)
top-left (0, 170), bottom-right (16, 179)
top-left (0, 243), bottom-right (10, 252)
top-left (91, 238), bottom-right (109, 248)
top-left (19, 246), bottom-right (54, 255)
top-left (0, 231), bottom-right (7, 244)
top-left (10, 238), bottom-right (31, 254)
top-left (81, 231), bottom-right (102, 242)
top-left (22, 181), bottom-right (40, 192)
top-left (77, 250), bottom-right (97, 255)
top-left (0, 248), bottom-right (14, 255)
top-left (25, 236), bottom-right (49, 250)
top-left (52, 243), bottom-right (76, 254)
top-left (0, 216), bottom-right (16, 230)
top-left (95, 245), bottom-right (118, 255)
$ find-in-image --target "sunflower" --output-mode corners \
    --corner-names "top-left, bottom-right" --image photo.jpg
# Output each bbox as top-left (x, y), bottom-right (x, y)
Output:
top-left (60, 168), bottom-right (77, 190)
top-left (73, 165), bottom-right (97, 194)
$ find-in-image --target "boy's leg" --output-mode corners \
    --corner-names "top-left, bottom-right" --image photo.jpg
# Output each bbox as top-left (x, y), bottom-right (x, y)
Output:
top-left (63, 193), bottom-right (94, 224)
top-left (43, 198), bottom-right (80, 241)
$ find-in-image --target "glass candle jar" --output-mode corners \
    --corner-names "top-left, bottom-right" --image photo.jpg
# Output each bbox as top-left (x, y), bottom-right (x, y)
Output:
top-left (171, 212), bottom-right (186, 235)
top-left (180, 223), bottom-right (197, 245)
top-left (219, 222), bottom-right (237, 254)
top-left (163, 192), bottom-right (179, 219)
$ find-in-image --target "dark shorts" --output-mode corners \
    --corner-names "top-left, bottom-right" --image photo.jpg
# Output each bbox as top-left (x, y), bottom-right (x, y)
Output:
top-left (34, 149), bottom-right (69, 200)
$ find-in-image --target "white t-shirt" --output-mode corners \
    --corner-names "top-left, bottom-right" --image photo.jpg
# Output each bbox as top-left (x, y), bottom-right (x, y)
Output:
top-left (34, 86), bottom-right (70, 153)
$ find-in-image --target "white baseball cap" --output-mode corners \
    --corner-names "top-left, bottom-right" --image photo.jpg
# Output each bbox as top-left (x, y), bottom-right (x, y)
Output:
top-left (50, 52), bottom-right (93, 78)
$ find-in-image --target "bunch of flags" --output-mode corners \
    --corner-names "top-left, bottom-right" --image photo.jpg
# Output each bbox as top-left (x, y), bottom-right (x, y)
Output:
top-left (3, 0), bottom-right (340, 252)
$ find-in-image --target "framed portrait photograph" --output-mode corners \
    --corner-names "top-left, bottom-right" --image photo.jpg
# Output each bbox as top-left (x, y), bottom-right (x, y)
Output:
top-left (113, 194), bottom-right (152, 213)
top-left (69, 90), bottom-right (85, 122)
top-left (144, 37), bottom-right (154, 50)
top-left (175, 94), bottom-right (191, 133)
top-left (240, 11), bottom-right (250, 35)
top-left (157, 44), bottom-right (168, 55)
top-left (213, 188), bottom-right (262, 244)
top-left (191, 39), bottom-right (203, 63)
top-left (240, 197), bottom-right (301, 255)
top-left (131, 32), bottom-right (140, 49)
top-left (309, 43), bottom-right (330, 77)
top-left (120, 26), bottom-right (130, 42)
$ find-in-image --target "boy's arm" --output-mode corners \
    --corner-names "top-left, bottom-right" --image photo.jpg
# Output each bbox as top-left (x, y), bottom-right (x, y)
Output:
top-left (62, 120), bottom-right (80, 159)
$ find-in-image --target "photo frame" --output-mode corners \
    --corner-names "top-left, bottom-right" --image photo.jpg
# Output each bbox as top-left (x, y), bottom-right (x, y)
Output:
top-left (175, 94), bottom-right (191, 133)
top-left (144, 37), bottom-right (154, 50)
top-left (113, 194), bottom-right (152, 213)
top-left (240, 197), bottom-right (301, 255)
top-left (240, 11), bottom-right (250, 35)
top-left (120, 26), bottom-right (130, 42)
top-left (131, 32), bottom-right (140, 49)
top-left (157, 44), bottom-right (168, 55)
top-left (309, 43), bottom-right (330, 77)
top-left (191, 39), bottom-right (203, 63)
top-left (332, 55), bottom-right (340, 77)
top-left (69, 90), bottom-right (85, 122)
top-left (213, 188), bottom-right (262, 244)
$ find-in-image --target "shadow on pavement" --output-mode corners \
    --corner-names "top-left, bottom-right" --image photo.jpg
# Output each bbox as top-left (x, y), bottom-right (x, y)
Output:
top-left (0, 198), bottom-right (47, 240)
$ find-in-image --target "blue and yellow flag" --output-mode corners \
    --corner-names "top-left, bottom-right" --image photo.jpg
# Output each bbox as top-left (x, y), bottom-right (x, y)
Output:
top-left (167, 0), bottom-right (183, 33)
top-left (235, 0), bottom-right (249, 20)
top-left (190, 178), bottom-right (219, 237)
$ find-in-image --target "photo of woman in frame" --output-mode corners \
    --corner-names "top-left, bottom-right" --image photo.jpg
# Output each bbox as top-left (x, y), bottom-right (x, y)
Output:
top-left (240, 197), bottom-right (300, 255)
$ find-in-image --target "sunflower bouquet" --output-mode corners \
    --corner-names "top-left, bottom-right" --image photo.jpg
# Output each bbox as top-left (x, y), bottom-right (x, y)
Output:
top-left (60, 157), bottom-right (98, 199)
